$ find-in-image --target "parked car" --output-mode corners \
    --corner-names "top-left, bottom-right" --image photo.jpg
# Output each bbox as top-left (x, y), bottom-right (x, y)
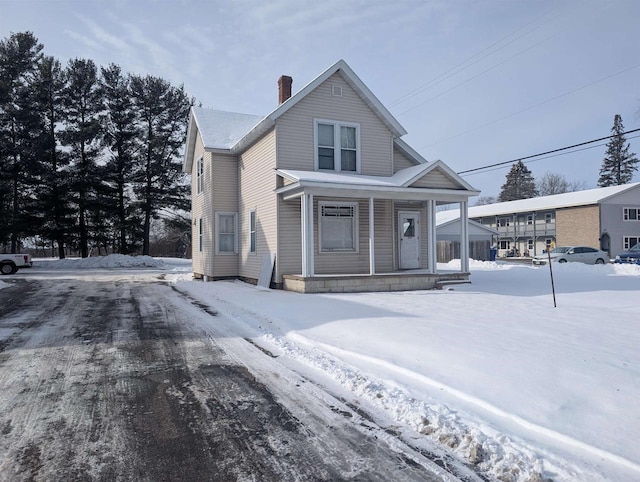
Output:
top-left (0, 253), bottom-right (33, 275)
top-left (614, 242), bottom-right (640, 264)
top-left (532, 246), bottom-right (609, 266)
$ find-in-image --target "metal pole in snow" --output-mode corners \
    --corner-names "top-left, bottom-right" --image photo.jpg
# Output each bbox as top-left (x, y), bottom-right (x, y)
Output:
top-left (547, 248), bottom-right (557, 308)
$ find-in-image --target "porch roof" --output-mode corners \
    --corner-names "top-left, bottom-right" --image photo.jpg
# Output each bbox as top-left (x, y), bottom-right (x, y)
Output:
top-left (275, 165), bottom-right (479, 202)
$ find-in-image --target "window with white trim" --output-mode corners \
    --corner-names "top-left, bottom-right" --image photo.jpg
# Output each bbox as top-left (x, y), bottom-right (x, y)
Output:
top-left (216, 212), bottom-right (237, 254)
top-left (315, 120), bottom-right (360, 172)
top-left (498, 217), bottom-right (510, 227)
top-left (545, 213), bottom-right (553, 224)
top-left (196, 156), bottom-right (204, 194)
top-left (198, 217), bottom-right (203, 252)
top-left (623, 207), bottom-right (640, 221)
top-left (319, 201), bottom-right (358, 252)
top-left (249, 210), bottom-right (256, 254)
top-left (623, 236), bottom-right (640, 250)
top-left (526, 214), bottom-right (533, 225)
top-left (499, 240), bottom-right (510, 250)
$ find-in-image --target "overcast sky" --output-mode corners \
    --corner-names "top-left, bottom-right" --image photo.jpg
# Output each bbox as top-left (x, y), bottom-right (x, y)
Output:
top-left (2, 0), bottom-right (639, 198)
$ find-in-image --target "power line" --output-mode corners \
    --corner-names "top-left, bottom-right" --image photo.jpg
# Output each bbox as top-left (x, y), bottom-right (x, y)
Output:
top-left (421, 62), bottom-right (640, 150)
top-left (390, 7), bottom-right (557, 107)
top-left (457, 129), bottom-right (640, 175)
top-left (396, 29), bottom-right (561, 117)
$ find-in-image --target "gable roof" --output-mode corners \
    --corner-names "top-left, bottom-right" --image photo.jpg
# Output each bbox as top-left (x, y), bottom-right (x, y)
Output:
top-left (436, 182), bottom-right (640, 223)
top-left (436, 216), bottom-right (499, 235)
top-left (276, 159), bottom-right (480, 200)
top-left (184, 59), bottom-right (409, 172)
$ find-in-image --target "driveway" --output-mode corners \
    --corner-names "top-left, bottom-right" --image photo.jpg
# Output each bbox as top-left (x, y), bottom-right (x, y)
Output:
top-left (0, 272), bottom-right (461, 481)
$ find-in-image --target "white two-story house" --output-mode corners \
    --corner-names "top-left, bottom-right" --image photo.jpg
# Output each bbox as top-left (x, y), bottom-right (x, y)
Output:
top-left (183, 60), bottom-right (480, 292)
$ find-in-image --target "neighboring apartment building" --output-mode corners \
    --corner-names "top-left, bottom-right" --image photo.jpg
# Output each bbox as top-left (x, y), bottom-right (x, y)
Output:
top-left (437, 182), bottom-right (640, 258)
top-left (182, 60), bottom-right (480, 292)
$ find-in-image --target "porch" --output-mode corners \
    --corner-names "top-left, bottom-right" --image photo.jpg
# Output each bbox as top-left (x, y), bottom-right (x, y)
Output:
top-left (282, 269), bottom-right (470, 294)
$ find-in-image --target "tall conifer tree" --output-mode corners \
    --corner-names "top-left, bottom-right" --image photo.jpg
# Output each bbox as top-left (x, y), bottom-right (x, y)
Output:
top-left (0, 32), bottom-right (43, 252)
top-left (598, 115), bottom-right (638, 187)
top-left (130, 75), bottom-right (191, 255)
top-left (34, 55), bottom-right (74, 258)
top-left (100, 64), bottom-right (141, 254)
top-left (498, 161), bottom-right (538, 202)
top-left (60, 58), bottom-right (103, 258)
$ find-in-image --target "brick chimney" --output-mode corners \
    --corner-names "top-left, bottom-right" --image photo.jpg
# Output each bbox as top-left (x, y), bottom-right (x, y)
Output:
top-left (278, 75), bottom-right (292, 104)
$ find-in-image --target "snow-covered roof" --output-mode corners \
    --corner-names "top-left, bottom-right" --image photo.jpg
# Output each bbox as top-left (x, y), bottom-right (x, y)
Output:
top-left (437, 182), bottom-right (640, 222)
top-left (276, 162), bottom-right (479, 201)
top-left (191, 107), bottom-right (264, 150)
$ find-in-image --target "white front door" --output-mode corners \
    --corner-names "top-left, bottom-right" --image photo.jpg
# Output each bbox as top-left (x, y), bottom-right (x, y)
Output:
top-left (399, 211), bottom-right (420, 269)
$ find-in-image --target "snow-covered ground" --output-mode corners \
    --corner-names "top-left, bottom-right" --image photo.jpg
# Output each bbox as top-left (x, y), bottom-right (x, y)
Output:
top-left (11, 255), bottom-right (640, 481)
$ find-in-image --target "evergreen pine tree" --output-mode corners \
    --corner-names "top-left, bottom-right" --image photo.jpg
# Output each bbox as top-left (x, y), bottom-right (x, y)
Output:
top-left (598, 115), bottom-right (638, 187)
top-left (60, 58), bottom-right (104, 258)
top-left (0, 32), bottom-right (44, 252)
top-left (100, 64), bottom-right (141, 254)
top-left (130, 75), bottom-right (191, 255)
top-left (498, 161), bottom-right (538, 202)
top-left (33, 55), bottom-right (75, 258)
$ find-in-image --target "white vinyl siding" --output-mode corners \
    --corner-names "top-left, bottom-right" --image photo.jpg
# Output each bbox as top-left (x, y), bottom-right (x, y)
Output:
top-left (276, 73), bottom-right (393, 176)
top-left (393, 145), bottom-right (419, 173)
top-left (238, 129), bottom-right (277, 281)
top-left (211, 153), bottom-right (239, 276)
top-left (409, 167), bottom-right (460, 189)
top-left (190, 132), bottom-right (213, 277)
top-left (216, 212), bottom-right (238, 254)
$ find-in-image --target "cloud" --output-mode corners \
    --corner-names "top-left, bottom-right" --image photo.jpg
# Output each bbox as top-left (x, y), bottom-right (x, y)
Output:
top-left (72, 12), bottom-right (132, 54)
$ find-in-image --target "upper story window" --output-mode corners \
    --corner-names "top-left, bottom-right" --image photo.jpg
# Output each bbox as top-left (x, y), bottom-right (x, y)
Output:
top-left (526, 214), bottom-right (533, 225)
top-left (545, 213), bottom-right (553, 224)
top-left (498, 217), bottom-right (510, 227)
top-left (315, 119), bottom-right (360, 173)
top-left (196, 156), bottom-right (204, 194)
top-left (623, 207), bottom-right (639, 221)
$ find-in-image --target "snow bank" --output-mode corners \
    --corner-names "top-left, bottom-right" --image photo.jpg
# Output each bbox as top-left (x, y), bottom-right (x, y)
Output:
top-left (174, 261), bottom-right (640, 482)
top-left (0, 280), bottom-right (9, 290)
top-left (34, 254), bottom-right (166, 269)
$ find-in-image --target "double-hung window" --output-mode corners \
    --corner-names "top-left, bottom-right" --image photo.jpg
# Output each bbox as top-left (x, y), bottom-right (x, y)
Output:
top-left (216, 212), bottom-right (237, 254)
top-left (623, 207), bottom-right (639, 221)
top-left (315, 120), bottom-right (360, 172)
top-left (196, 156), bottom-right (203, 194)
top-left (319, 201), bottom-right (358, 252)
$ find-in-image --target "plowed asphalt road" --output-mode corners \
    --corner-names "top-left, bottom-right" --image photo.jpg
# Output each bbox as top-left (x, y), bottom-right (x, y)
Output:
top-left (0, 271), bottom-right (469, 481)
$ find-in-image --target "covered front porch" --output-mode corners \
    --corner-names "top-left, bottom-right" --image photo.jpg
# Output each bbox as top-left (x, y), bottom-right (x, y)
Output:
top-left (275, 164), bottom-right (479, 293)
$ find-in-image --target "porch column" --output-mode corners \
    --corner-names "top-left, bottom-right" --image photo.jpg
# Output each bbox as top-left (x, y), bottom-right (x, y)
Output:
top-left (460, 200), bottom-right (469, 272)
top-left (369, 197), bottom-right (375, 275)
top-left (427, 200), bottom-right (437, 274)
top-left (301, 193), bottom-right (315, 277)
top-left (308, 194), bottom-right (315, 276)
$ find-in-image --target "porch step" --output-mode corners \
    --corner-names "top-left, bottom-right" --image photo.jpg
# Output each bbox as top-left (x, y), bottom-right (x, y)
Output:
top-left (435, 280), bottom-right (471, 290)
